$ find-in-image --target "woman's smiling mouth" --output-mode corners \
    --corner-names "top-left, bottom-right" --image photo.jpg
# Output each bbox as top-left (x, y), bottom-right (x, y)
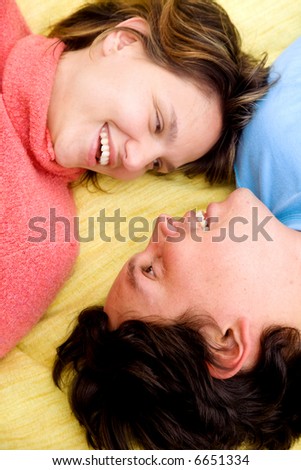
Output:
top-left (96, 123), bottom-right (110, 166)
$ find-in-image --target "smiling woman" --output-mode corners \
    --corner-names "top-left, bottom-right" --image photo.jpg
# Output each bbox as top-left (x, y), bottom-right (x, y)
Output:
top-left (47, 0), bottom-right (270, 184)
top-left (48, 29), bottom-right (222, 179)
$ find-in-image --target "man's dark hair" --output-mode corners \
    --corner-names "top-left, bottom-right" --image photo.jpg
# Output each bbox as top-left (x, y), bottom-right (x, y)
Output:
top-left (53, 306), bottom-right (301, 449)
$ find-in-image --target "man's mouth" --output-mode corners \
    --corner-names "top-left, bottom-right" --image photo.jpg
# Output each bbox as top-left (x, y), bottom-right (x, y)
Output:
top-left (196, 210), bottom-right (209, 231)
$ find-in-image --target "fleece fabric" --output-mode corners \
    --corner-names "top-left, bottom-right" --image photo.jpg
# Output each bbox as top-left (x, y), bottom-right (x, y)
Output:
top-left (0, 0), bottom-right (84, 356)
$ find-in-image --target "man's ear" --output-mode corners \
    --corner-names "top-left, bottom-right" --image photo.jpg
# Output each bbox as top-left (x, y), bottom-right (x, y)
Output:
top-left (205, 317), bottom-right (251, 379)
top-left (101, 17), bottom-right (150, 56)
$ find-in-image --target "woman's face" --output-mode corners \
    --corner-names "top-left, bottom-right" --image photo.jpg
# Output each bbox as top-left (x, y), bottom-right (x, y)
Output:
top-left (48, 26), bottom-right (222, 180)
top-left (104, 188), bottom-right (293, 331)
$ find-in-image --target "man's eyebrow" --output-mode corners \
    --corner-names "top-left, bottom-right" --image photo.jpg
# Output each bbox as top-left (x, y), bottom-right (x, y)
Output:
top-left (126, 258), bottom-right (143, 293)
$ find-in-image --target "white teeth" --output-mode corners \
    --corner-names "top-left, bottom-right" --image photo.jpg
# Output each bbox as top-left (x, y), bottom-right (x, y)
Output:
top-left (98, 127), bottom-right (110, 165)
top-left (196, 210), bottom-right (209, 231)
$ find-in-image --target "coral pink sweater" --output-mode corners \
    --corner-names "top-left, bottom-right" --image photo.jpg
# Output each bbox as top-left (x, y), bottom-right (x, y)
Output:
top-left (0, 0), bottom-right (84, 356)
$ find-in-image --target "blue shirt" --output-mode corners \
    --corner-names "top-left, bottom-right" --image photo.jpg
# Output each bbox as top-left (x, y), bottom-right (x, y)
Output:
top-left (234, 37), bottom-right (301, 230)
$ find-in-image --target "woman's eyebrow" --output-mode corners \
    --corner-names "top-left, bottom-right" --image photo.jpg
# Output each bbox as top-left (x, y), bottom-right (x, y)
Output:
top-left (168, 106), bottom-right (178, 143)
top-left (162, 106), bottom-right (177, 173)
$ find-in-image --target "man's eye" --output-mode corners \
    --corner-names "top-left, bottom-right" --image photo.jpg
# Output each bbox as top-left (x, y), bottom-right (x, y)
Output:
top-left (143, 265), bottom-right (155, 277)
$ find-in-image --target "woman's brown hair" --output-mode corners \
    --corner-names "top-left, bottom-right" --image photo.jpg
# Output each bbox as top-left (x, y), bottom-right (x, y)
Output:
top-left (49, 0), bottom-right (270, 185)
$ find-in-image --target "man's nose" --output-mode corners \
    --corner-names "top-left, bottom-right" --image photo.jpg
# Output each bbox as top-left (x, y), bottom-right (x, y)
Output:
top-left (151, 214), bottom-right (185, 242)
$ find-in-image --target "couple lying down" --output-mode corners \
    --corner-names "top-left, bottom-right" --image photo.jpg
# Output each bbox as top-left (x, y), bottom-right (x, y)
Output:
top-left (1, 0), bottom-right (300, 449)
top-left (53, 37), bottom-right (301, 450)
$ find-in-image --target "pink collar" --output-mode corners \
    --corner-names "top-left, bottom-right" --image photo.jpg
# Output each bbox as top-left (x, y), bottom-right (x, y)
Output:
top-left (2, 34), bottom-right (84, 181)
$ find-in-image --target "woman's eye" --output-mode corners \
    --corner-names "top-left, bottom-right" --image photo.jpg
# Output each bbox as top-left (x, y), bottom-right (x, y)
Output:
top-left (155, 110), bottom-right (162, 133)
top-left (152, 159), bottom-right (161, 171)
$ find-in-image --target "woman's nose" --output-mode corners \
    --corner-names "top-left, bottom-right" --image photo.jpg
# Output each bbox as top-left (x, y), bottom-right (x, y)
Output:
top-left (123, 140), bottom-right (158, 172)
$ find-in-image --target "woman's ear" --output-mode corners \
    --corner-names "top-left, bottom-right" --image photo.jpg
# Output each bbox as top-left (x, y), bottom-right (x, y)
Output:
top-left (205, 317), bottom-right (251, 379)
top-left (101, 17), bottom-right (150, 56)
